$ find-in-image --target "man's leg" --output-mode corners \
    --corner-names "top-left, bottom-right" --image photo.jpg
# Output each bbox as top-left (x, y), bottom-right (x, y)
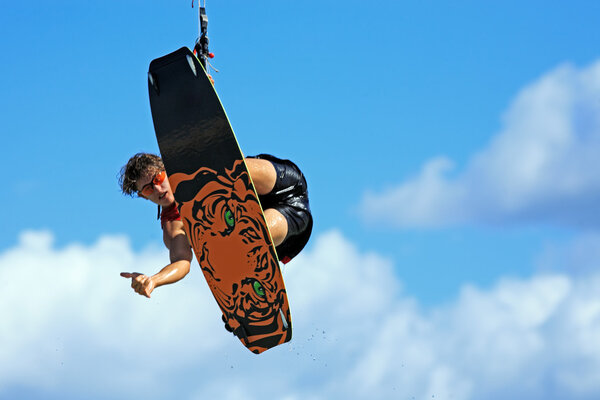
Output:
top-left (245, 158), bottom-right (289, 246)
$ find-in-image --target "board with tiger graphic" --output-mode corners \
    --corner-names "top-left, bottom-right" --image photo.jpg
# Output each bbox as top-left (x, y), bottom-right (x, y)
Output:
top-left (147, 47), bottom-right (292, 354)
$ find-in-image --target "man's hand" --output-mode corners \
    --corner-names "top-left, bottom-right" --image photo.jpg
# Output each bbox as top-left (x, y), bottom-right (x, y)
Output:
top-left (120, 272), bottom-right (156, 298)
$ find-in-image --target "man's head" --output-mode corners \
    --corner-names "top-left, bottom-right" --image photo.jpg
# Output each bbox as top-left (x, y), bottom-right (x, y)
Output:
top-left (119, 153), bottom-right (175, 206)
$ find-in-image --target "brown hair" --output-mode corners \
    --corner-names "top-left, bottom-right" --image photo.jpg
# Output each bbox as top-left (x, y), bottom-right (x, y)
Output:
top-left (119, 153), bottom-right (164, 196)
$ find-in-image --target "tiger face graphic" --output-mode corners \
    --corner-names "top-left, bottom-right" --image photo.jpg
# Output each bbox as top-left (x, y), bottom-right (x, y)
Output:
top-left (168, 159), bottom-right (291, 353)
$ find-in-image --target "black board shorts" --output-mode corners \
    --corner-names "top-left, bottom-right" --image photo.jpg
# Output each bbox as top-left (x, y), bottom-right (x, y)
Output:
top-left (249, 154), bottom-right (313, 263)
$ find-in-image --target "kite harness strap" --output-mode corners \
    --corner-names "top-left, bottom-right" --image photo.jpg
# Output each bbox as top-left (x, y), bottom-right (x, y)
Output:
top-left (193, 5), bottom-right (214, 70)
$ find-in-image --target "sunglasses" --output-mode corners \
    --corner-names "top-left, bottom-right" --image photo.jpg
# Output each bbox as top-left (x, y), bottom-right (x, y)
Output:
top-left (138, 170), bottom-right (167, 197)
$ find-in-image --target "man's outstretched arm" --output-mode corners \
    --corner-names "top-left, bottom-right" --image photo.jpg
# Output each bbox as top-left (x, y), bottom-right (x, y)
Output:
top-left (121, 222), bottom-right (192, 298)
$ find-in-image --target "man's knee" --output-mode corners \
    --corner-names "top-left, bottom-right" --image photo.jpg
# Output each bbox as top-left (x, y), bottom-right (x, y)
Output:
top-left (264, 208), bottom-right (288, 246)
top-left (245, 158), bottom-right (277, 195)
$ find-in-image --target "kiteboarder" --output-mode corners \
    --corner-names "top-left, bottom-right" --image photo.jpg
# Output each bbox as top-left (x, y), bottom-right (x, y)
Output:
top-left (118, 152), bottom-right (312, 298)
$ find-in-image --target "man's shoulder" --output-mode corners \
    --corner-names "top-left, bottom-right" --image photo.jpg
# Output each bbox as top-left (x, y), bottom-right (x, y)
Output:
top-left (162, 218), bottom-right (185, 235)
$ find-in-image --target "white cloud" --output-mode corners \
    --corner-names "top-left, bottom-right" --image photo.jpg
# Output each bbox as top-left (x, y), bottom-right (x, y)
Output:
top-left (361, 59), bottom-right (600, 228)
top-left (1, 230), bottom-right (600, 399)
top-left (0, 231), bottom-right (225, 397)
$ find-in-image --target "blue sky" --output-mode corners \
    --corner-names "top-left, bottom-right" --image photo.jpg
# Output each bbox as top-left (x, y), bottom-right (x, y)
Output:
top-left (2, 1), bottom-right (600, 399)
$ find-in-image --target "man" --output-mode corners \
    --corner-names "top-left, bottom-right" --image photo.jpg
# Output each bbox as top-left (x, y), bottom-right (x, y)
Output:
top-left (118, 152), bottom-right (312, 298)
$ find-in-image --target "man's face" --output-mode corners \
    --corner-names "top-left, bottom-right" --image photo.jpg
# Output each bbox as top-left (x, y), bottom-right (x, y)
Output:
top-left (136, 169), bottom-right (175, 206)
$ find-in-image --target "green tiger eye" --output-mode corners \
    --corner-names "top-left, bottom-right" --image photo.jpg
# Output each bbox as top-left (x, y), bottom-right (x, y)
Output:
top-left (253, 280), bottom-right (265, 297)
top-left (224, 208), bottom-right (235, 228)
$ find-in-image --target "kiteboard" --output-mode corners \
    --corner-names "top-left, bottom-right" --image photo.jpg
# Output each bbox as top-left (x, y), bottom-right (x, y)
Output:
top-left (147, 47), bottom-right (292, 354)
